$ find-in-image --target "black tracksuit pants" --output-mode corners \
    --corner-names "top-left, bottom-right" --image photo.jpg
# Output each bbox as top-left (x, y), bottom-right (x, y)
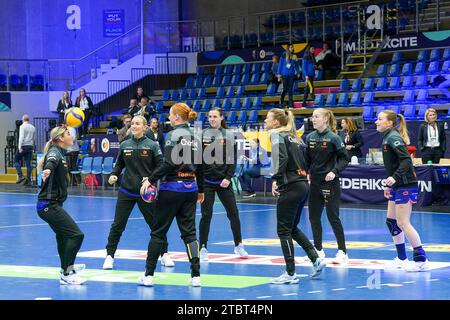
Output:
top-left (277, 181), bottom-right (317, 275)
top-left (303, 76), bottom-right (315, 104)
top-left (308, 178), bottom-right (346, 253)
top-left (106, 191), bottom-right (168, 257)
top-left (280, 75), bottom-right (295, 108)
top-left (421, 147), bottom-right (443, 164)
top-left (145, 190), bottom-right (200, 277)
top-left (199, 182), bottom-right (242, 248)
top-left (37, 202), bottom-right (84, 274)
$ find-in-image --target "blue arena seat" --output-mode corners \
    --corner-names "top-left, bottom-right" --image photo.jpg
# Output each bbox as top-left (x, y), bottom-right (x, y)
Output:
top-left (415, 75), bottom-right (428, 88)
top-left (363, 78), bottom-right (375, 91)
top-left (349, 92), bottom-right (361, 106)
top-left (402, 75), bottom-right (414, 89)
top-left (375, 77), bottom-right (387, 91)
top-left (231, 98), bottom-right (241, 110)
top-left (216, 86), bottom-right (225, 98)
top-left (401, 63), bottom-right (413, 76)
top-left (201, 99), bottom-right (211, 112)
top-left (388, 76), bottom-right (400, 90)
top-left (402, 90), bottom-right (415, 103)
top-left (416, 89), bottom-right (428, 103)
top-left (325, 92), bottom-right (337, 107)
top-left (403, 104), bottom-right (416, 120)
top-left (427, 60), bottom-right (440, 74)
top-left (337, 93), bottom-right (349, 107)
top-left (351, 79), bottom-right (362, 91)
top-left (362, 106), bottom-right (375, 121)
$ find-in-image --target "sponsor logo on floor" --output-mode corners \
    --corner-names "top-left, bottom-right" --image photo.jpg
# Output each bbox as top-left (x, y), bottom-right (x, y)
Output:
top-left (78, 249), bottom-right (450, 270)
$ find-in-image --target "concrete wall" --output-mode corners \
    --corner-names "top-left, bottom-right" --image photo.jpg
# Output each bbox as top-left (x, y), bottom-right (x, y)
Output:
top-left (0, 0), bottom-right (180, 76)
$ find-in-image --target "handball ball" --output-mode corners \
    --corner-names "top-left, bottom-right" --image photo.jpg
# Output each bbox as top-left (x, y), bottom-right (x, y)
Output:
top-left (141, 184), bottom-right (158, 203)
top-left (65, 107), bottom-right (85, 128)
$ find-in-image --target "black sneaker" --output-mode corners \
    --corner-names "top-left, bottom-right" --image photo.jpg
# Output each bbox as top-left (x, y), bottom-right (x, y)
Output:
top-left (16, 177), bottom-right (26, 184)
top-left (242, 192), bottom-right (256, 198)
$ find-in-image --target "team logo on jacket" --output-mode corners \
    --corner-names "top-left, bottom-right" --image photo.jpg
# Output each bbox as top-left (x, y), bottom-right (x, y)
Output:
top-left (141, 149), bottom-right (148, 157)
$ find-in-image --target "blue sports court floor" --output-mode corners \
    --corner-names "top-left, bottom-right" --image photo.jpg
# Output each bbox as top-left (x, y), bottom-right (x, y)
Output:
top-left (0, 191), bottom-right (449, 300)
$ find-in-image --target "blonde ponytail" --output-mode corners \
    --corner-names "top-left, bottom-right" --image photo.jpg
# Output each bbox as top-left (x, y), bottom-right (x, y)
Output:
top-left (397, 114), bottom-right (410, 145)
top-left (381, 110), bottom-right (410, 145)
top-left (38, 140), bottom-right (53, 172)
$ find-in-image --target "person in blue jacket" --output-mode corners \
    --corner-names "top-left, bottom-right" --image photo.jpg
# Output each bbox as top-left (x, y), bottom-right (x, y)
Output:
top-left (302, 44), bottom-right (316, 106)
top-left (277, 44), bottom-right (300, 109)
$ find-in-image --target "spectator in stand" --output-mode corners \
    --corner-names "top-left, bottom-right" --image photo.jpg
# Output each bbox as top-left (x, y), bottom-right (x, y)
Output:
top-left (145, 118), bottom-right (164, 151)
top-left (66, 126), bottom-right (80, 186)
top-left (134, 97), bottom-right (155, 122)
top-left (123, 99), bottom-right (139, 115)
top-left (56, 91), bottom-right (72, 125)
top-left (315, 42), bottom-right (333, 80)
top-left (75, 88), bottom-right (94, 137)
top-left (335, 39), bottom-right (342, 59)
top-left (117, 114), bottom-right (132, 143)
top-left (277, 44), bottom-right (300, 109)
top-left (268, 55), bottom-right (281, 92)
top-left (238, 138), bottom-right (271, 198)
top-left (302, 44), bottom-right (316, 106)
top-left (340, 117), bottom-right (364, 160)
top-left (418, 108), bottom-right (446, 164)
top-left (133, 86), bottom-right (155, 107)
top-left (14, 114), bottom-right (36, 185)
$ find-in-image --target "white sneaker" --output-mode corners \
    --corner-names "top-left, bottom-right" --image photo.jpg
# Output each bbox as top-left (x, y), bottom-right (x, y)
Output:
top-left (333, 250), bottom-right (349, 265)
top-left (405, 260), bottom-right (431, 272)
top-left (102, 255), bottom-right (114, 270)
top-left (385, 257), bottom-right (410, 270)
top-left (138, 274), bottom-right (154, 287)
top-left (73, 264), bottom-right (86, 272)
top-left (60, 264), bottom-right (86, 274)
top-left (60, 271), bottom-right (86, 285)
top-left (160, 253), bottom-right (175, 267)
top-left (271, 272), bottom-right (300, 284)
top-left (302, 248), bottom-right (325, 262)
top-left (190, 276), bottom-right (201, 287)
top-left (234, 244), bottom-right (249, 259)
top-left (200, 247), bottom-right (208, 261)
top-left (310, 257), bottom-right (327, 278)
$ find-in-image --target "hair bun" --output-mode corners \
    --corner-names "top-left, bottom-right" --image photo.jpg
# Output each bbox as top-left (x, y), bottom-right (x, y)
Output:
top-left (188, 110), bottom-right (198, 121)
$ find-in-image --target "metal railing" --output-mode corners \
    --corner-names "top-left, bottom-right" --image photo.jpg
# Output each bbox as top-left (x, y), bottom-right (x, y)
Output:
top-left (155, 56), bottom-right (188, 74)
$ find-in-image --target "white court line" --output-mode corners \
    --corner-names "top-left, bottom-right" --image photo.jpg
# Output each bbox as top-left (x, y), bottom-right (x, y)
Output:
top-left (332, 288), bottom-right (347, 291)
top-left (402, 281), bottom-right (416, 284)
top-left (282, 293), bottom-right (298, 296)
top-left (426, 279), bottom-right (440, 282)
top-left (0, 209), bottom-right (273, 229)
top-left (307, 291), bottom-right (321, 294)
top-left (0, 192), bottom-right (449, 215)
top-left (256, 296), bottom-right (272, 299)
top-left (356, 286), bottom-right (368, 289)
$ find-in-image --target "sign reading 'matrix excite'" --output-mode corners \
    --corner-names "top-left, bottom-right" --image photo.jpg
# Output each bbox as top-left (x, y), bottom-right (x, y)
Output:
top-left (103, 9), bottom-right (124, 37)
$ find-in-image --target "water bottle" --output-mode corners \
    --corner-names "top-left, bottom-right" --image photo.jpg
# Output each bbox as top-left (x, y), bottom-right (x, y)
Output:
top-left (366, 153), bottom-right (371, 165)
top-left (427, 160), bottom-right (433, 165)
